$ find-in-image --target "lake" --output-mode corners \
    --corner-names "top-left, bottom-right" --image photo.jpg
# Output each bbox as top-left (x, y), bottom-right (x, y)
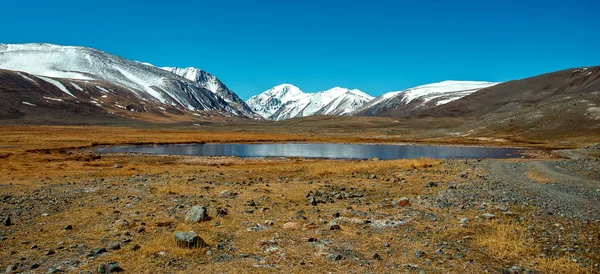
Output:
top-left (96, 143), bottom-right (524, 160)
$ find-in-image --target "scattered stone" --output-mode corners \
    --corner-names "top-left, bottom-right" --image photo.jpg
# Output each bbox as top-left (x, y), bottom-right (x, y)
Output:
top-left (3, 216), bottom-right (11, 226)
top-left (282, 222), bottom-right (300, 230)
top-left (185, 206), bottom-right (208, 223)
top-left (131, 244), bottom-right (141, 251)
top-left (246, 223), bottom-right (268, 232)
top-left (90, 247), bottom-right (107, 255)
top-left (107, 243), bottom-right (121, 251)
top-left (64, 225), bottom-right (73, 230)
top-left (481, 213), bottom-right (496, 220)
top-left (113, 164), bottom-right (121, 169)
top-left (425, 182), bottom-right (438, 188)
top-left (329, 221), bottom-right (341, 230)
top-left (44, 249), bottom-right (55, 256)
top-left (47, 268), bottom-right (64, 273)
top-left (214, 254), bottom-right (234, 262)
top-left (369, 174), bottom-right (377, 179)
top-left (394, 197), bottom-right (411, 207)
top-left (29, 263), bottom-right (39, 270)
top-left (307, 237), bottom-right (318, 242)
top-left (114, 220), bottom-right (129, 229)
top-left (98, 262), bottom-right (123, 273)
top-left (308, 196), bottom-right (317, 206)
top-left (415, 250), bottom-right (425, 258)
top-left (174, 231), bottom-right (207, 249)
top-left (30, 244), bottom-right (38, 249)
top-left (332, 212), bottom-right (340, 218)
top-left (326, 253), bottom-right (342, 261)
top-left (215, 207), bottom-right (228, 217)
top-left (219, 190), bottom-right (238, 198)
top-left (459, 218), bottom-right (469, 226)
top-left (303, 224), bottom-right (317, 230)
top-left (136, 227), bottom-right (145, 233)
top-left (373, 253), bottom-right (383, 260)
top-left (5, 264), bottom-right (18, 273)
top-left (496, 205), bottom-right (509, 211)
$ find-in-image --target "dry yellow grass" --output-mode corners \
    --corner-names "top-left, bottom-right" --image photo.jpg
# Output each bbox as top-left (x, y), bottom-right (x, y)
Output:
top-left (534, 257), bottom-right (594, 274)
top-left (300, 158), bottom-right (438, 176)
top-left (473, 222), bottom-right (537, 262)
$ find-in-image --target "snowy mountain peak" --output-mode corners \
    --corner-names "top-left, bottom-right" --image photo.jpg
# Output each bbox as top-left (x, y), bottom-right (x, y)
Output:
top-left (246, 84), bottom-right (374, 120)
top-left (266, 84), bottom-right (303, 98)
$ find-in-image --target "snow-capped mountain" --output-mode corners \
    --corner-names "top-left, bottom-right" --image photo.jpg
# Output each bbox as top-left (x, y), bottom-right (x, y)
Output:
top-left (0, 43), bottom-right (253, 118)
top-left (161, 67), bottom-right (261, 119)
top-left (246, 84), bottom-right (374, 120)
top-left (353, 81), bottom-right (499, 117)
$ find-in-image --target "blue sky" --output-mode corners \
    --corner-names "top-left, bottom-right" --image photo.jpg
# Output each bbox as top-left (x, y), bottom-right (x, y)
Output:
top-left (1, 0), bottom-right (598, 99)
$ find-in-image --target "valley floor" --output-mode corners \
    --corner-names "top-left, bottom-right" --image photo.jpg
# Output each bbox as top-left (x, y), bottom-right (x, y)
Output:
top-left (0, 125), bottom-right (599, 273)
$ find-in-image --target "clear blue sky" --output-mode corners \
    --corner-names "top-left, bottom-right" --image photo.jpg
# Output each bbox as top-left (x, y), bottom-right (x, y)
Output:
top-left (2, 0), bottom-right (599, 99)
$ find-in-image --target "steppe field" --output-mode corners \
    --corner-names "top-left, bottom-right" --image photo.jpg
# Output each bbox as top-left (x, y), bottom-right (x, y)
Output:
top-left (1, 119), bottom-right (599, 273)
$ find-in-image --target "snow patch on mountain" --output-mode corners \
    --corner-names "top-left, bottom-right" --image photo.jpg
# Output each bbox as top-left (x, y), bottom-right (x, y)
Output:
top-left (354, 81), bottom-right (499, 116)
top-left (37, 76), bottom-right (75, 97)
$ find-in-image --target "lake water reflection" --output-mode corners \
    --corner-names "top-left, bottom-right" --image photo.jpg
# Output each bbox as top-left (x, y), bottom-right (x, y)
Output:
top-left (96, 143), bottom-right (523, 159)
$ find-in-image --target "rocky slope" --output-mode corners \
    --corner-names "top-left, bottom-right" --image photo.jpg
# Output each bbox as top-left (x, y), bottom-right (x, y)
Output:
top-left (247, 84), bottom-right (373, 120)
top-left (161, 67), bottom-right (262, 119)
top-left (0, 69), bottom-right (236, 124)
top-left (420, 66), bottom-right (600, 118)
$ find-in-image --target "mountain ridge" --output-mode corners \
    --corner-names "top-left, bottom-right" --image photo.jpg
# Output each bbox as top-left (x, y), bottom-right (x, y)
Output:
top-left (0, 42), bottom-right (260, 121)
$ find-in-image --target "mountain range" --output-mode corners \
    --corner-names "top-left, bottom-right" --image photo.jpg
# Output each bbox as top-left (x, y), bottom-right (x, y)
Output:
top-left (246, 84), bottom-right (374, 121)
top-left (0, 43), bottom-right (598, 128)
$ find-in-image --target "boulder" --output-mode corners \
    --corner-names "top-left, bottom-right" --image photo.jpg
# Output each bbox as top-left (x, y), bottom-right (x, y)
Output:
top-left (107, 243), bottom-right (121, 251)
top-left (185, 206), bottom-right (208, 223)
top-left (174, 231), bottom-right (207, 249)
top-left (97, 262), bottom-right (122, 273)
